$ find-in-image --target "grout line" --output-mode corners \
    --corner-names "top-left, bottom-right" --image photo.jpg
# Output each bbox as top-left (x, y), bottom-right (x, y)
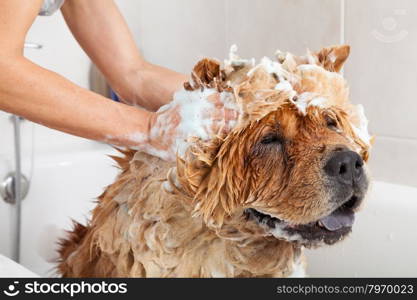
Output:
top-left (340, 0), bottom-right (345, 45)
top-left (340, 0), bottom-right (345, 75)
top-left (224, 0), bottom-right (230, 49)
top-left (375, 135), bottom-right (417, 142)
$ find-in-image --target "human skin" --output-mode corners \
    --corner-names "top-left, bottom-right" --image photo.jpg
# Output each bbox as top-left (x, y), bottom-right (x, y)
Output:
top-left (0, 0), bottom-right (235, 157)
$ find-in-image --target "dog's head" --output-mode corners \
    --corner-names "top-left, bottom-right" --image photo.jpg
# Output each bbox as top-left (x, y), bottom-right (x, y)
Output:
top-left (174, 45), bottom-right (371, 247)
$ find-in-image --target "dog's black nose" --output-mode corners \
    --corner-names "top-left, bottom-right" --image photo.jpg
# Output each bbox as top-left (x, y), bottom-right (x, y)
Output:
top-left (324, 150), bottom-right (364, 185)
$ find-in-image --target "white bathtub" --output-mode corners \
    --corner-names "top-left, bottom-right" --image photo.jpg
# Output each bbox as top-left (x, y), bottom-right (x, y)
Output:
top-left (305, 181), bottom-right (417, 277)
top-left (3, 135), bottom-right (417, 277)
top-left (19, 143), bottom-right (119, 276)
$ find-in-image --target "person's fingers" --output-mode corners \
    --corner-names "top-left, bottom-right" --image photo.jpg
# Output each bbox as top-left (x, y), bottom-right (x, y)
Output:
top-left (209, 120), bottom-right (223, 135)
top-left (206, 93), bottom-right (222, 106)
top-left (206, 109), bottom-right (224, 121)
top-left (224, 108), bottom-right (238, 121)
top-left (150, 96), bottom-right (240, 158)
top-left (150, 106), bottom-right (181, 150)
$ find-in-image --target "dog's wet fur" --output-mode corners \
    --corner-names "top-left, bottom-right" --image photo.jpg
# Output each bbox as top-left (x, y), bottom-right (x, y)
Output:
top-left (57, 45), bottom-right (371, 277)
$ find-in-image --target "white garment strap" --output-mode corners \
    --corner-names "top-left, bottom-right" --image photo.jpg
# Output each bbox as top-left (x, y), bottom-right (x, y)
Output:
top-left (39, 0), bottom-right (65, 16)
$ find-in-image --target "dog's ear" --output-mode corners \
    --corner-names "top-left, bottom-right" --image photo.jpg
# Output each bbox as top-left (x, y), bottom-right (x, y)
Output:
top-left (184, 58), bottom-right (229, 91)
top-left (193, 58), bottom-right (222, 84)
top-left (315, 45), bottom-right (350, 73)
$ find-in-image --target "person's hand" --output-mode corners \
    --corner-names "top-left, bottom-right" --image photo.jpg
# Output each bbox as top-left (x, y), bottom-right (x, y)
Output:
top-left (145, 90), bottom-right (240, 161)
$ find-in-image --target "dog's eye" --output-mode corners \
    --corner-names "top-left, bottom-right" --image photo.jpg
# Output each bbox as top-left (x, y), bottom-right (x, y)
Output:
top-left (249, 133), bottom-right (284, 161)
top-left (325, 116), bottom-right (338, 130)
top-left (260, 134), bottom-right (283, 145)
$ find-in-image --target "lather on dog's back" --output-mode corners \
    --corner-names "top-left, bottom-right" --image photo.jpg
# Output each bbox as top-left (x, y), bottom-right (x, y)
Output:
top-left (58, 45), bottom-right (371, 277)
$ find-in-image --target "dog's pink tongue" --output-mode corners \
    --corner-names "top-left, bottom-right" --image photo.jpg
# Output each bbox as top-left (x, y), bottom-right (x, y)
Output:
top-left (320, 210), bottom-right (354, 231)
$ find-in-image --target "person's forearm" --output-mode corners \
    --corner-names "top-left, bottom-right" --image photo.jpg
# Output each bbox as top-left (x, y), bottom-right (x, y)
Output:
top-left (0, 0), bottom-right (152, 147)
top-left (61, 0), bottom-right (187, 111)
top-left (0, 55), bottom-right (152, 148)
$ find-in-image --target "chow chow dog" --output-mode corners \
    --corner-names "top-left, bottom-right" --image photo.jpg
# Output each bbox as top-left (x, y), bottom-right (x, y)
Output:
top-left (58, 45), bottom-right (371, 277)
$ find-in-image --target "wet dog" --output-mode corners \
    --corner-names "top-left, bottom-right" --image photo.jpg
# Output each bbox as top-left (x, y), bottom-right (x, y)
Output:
top-left (58, 45), bottom-right (371, 277)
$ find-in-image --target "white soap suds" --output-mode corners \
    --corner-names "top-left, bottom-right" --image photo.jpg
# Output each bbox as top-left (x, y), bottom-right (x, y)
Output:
top-left (269, 223), bottom-right (303, 242)
top-left (274, 80), bottom-right (293, 92)
top-left (118, 131), bottom-right (174, 161)
top-left (253, 209), bottom-right (305, 242)
top-left (171, 168), bottom-right (182, 189)
top-left (105, 88), bottom-right (239, 161)
top-left (351, 104), bottom-right (372, 146)
top-left (169, 89), bottom-right (216, 141)
top-left (123, 132), bottom-right (147, 145)
top-left (149, 88), bottom-right (240, 161)
top-left (210, 269), bottom-right (226, 278)
top-left (288, 258), bottom-right (306, 277)
top-left (289, 92), bottom-right (329, 116)
top-left (297, 64), bottom-right (343, 80)
top-left (220, 91), bottom-right (239, 110)
top-left (308, 97), bottom-right (329, 109)
top-left (275, 49), bottom-right (287, 63)
top-left (247, 56), bottom-right (290, 83)
top-left (274, 80), bottom-right (297, 101)
top-left (247, 55), bottom-right (300, 101)
top-left (162, 180), bottom-right (174, 193)
top-left (224, 44), bottom-right (255, 69)
top-left (297, 64), bottom-right (320, 72)
top-left (306, 49), bottom-right (317, 65)
top-left (104, 132), bottom-right (147, 148)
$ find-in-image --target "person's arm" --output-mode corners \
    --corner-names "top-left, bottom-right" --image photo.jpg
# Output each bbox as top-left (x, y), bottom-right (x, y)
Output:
top-left (0, 0), bottom-right (150, 148)
top-left (61, 0), bottom-right (187, 111)
top-left (0, 0), bottom-right (238, 161)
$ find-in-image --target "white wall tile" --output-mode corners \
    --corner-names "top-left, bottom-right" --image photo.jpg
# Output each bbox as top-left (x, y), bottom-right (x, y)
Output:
top-left (126, 0), bottom-right (228, 74)
top-left (227, 0), bottom-right (341, 59)
top-left (345, 0), bottom-right (417, 139)
top-left (368, 136), bottom-right (417, 187)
